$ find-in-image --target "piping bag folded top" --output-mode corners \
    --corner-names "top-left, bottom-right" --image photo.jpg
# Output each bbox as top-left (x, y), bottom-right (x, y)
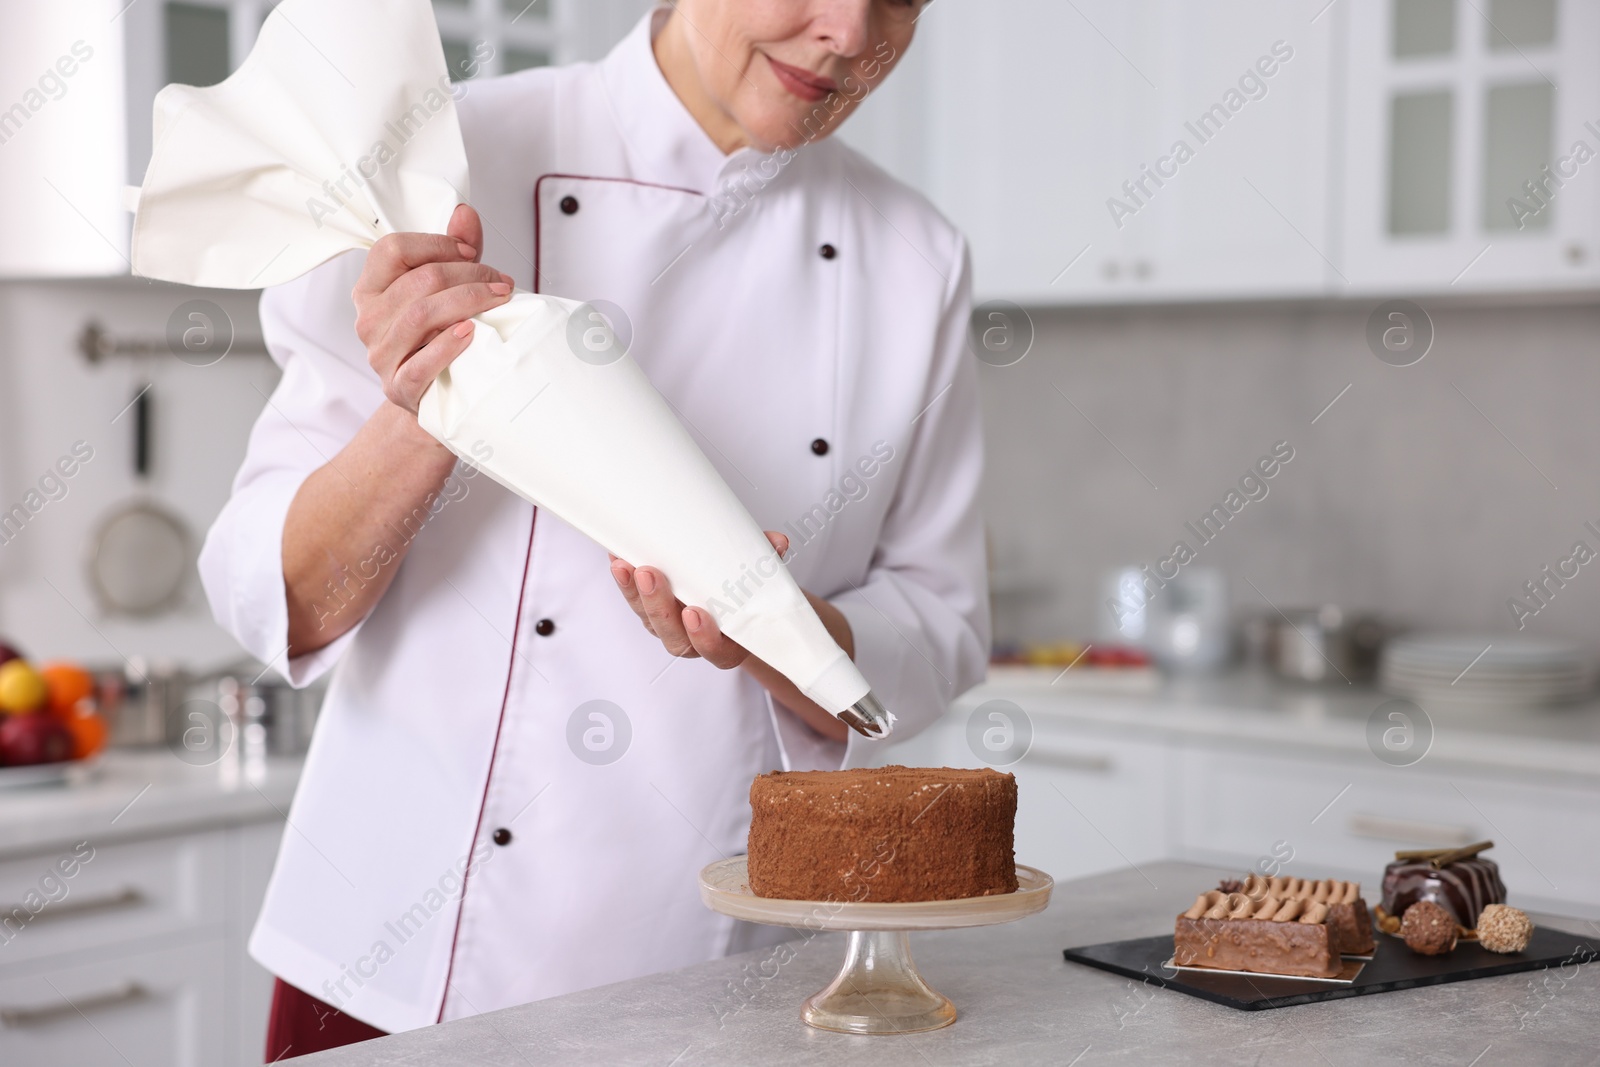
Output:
top-left (132, 0), bottom-right (892, 737)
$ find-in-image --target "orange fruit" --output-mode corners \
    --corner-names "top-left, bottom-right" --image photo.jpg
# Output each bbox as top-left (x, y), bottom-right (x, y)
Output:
top-left (63, 710), bottom-right (109, 760)
top-left (40, 663), bottom-right (94, 716)
top-left (0, 661), bottom-right (48, 714)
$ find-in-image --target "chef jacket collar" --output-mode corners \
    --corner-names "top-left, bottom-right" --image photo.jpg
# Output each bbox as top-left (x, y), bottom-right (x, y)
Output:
top-left (603, 7), bottom-right (789, 199)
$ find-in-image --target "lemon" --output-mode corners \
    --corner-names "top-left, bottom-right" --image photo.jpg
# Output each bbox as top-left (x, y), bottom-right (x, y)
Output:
top-left (0, 660), bottom-right (48, 713)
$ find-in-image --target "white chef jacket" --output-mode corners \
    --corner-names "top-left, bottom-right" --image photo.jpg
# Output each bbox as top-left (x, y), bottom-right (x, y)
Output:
top-left (200, 8), bottom-right (987, 1034)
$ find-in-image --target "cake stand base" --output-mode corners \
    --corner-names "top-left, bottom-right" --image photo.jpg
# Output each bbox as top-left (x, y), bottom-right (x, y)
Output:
top-left (801, 930), bottom-right (955, 1035)
top-left (698, 858), bottom-right (1052, 1036)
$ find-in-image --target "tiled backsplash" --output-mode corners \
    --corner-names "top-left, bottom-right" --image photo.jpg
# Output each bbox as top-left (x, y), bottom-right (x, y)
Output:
top-left (978, 299), bottom-right (1600, 650)
top-left (4, 277), bottom-right (1598, 667)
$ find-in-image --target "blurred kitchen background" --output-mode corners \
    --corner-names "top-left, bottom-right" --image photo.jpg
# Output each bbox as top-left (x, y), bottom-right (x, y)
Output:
top-left (2, 0), bottom-right (1599, 1061)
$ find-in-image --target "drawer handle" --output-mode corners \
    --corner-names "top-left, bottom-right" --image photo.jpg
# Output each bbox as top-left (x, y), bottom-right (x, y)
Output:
top-left (0, 981), bottom-right (147, 1028)
top-left (3, 886), bottom-right (142, 925)
top-left (1027, 751), bottom-right (1114, 773)
top-left (1348, 814), bottom-right (1476, 846)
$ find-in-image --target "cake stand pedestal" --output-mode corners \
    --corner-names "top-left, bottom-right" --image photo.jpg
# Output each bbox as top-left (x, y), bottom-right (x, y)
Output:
top-left (699, 858), bottom-right (1052, 1035)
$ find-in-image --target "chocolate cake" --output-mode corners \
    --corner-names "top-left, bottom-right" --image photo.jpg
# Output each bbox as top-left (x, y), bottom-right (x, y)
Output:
top-left (746, 766), bottom-right (1018, 903)
top-left (1380, 842), bottom-right (1505, 930)
top-left (1174, 891), bottom-right (1342, 979)
top-left (1230, 874), bottom-right (1376, 956)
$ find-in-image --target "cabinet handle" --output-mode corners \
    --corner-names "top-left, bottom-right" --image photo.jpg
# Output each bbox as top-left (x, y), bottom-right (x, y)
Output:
top-left (1026, 751), bottom-right (1114, 773)
top-left (2, 886), bottom-right (142, 924)
top-left (0, 981), bottom-right (147, 1027)
top-left (1347, 814), bottom-right (1475, 846)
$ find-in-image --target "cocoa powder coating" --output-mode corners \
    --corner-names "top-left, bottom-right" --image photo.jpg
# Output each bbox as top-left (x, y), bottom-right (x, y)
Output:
top-left (746, 766), bottom-right (1018, 902)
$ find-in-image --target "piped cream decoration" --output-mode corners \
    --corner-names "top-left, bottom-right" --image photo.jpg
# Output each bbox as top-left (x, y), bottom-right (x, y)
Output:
top-left (126, 0), bottom-right (892, 734)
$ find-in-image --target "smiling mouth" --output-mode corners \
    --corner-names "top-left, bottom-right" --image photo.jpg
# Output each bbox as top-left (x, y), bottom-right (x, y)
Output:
top-left (765, 56), bottom-right (838, 101)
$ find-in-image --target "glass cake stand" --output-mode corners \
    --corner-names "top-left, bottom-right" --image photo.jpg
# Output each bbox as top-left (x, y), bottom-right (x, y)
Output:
top-left (699, 857), bottom-right (1053, 1035)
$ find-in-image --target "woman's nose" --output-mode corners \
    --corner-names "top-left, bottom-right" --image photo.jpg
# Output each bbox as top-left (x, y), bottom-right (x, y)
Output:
top-left (810, 0), bottom-right (873, 58)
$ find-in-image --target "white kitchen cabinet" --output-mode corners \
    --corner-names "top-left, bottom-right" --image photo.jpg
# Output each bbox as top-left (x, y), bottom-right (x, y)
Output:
top-left (1177, 743), bottom-right (1600, 916)
top-left (0, 937), bottom-right (227, 1067)
top-left (1337, 0), bottom-right (1600, 294)
top-left (863, 0), bottom-right (1338, 303)
top-left (872, 707), bottom-right (1171, 885)
top-left (846, 0), bottom-right (1600, 303)
top-left (0, 821), bottom-right (284, 1066)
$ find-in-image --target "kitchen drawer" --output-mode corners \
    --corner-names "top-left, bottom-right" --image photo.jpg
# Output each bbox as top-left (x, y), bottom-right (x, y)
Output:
top-left (0, 831), bottom-right (226, 967)
top-left (1012, 726), bottom-right (1170, 886)
top-left (1178, 746), bottom-right (1600, 914)
top-left (0, 937), bottom-right (226, 1066)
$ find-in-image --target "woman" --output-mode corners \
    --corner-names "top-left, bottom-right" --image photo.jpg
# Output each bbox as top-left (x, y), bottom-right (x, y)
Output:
top-left (201, 0), bottom-right (987, 1056)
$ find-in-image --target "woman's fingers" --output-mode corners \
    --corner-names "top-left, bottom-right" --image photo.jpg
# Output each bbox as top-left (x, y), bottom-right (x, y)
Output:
top-left (385, 319), bottom-right (477, 411)
top-left (354, 231), bottom-right (479, 309)
top-left (446, 204), bottom-right (484, 261)
top-left (764, 530), bottom-right (790, 559)
top-left (634, 567), bottom-right (697, 657)
top-left (684, 607), bottom-right (747, 669)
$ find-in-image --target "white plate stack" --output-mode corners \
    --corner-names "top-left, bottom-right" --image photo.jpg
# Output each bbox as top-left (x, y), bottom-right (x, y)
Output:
top-left (1379, 634), bottom-right (1596, 707)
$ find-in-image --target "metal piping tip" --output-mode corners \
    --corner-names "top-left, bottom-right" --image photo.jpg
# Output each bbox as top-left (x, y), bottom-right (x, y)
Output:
top-left (838, 691), bottom-right (896, 739)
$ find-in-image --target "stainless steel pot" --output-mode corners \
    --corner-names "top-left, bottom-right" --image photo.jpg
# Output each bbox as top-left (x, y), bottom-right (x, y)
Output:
top-left (1270, 606), bottom-right (1390, 684)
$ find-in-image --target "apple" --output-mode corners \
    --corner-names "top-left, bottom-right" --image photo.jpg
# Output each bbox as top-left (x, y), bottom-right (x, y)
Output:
top-left (0, 713), bottom-right (73, 766)
top-left (0, 642), bottom-right (22, 669)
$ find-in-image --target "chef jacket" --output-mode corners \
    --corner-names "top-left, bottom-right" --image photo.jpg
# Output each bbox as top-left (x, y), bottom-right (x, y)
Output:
top-left (200, 8), bottom-right (988, 1034)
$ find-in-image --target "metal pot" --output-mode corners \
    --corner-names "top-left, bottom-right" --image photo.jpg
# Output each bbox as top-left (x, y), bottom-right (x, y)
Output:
top-left (1270, 606), bottom-right (1389, 684)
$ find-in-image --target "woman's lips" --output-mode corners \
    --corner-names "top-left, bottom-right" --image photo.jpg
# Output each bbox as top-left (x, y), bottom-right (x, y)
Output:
top-left (765, 56), bottom-right (837, 102)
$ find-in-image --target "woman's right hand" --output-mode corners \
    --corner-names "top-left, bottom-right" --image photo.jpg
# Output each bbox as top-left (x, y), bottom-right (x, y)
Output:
top-left (352, 203), bottom-right (516, 413)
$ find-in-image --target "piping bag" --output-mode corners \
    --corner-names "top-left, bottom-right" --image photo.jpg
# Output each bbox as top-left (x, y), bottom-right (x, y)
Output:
top-left (129, 0), bottom-right (893, 738)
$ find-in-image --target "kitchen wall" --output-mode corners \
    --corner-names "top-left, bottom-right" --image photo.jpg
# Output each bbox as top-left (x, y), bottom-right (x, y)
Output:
top-left (0, 277), bottom-right (278, 669)
top-left (4, 276), bottom-right (1596, 668)
top-left (979, 297), bottom-right (1600, 650)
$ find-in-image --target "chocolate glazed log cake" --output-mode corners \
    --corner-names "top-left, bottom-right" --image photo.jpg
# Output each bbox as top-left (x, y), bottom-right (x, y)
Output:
top-left (747, 766), bottom-right (1018, 903)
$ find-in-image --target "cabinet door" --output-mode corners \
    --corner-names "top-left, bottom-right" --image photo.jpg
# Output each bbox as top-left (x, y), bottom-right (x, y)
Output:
top-left (1135, 0), bottom-right (1336, 298)
top-left (0, 939), bottom-right (227, 1067)
top-left (916, 0), bottom-right (1160, 303)
top-left (227, 821), bottom-right (284, 1067)
top-left (1339, 0), bottom-right (1600, 293)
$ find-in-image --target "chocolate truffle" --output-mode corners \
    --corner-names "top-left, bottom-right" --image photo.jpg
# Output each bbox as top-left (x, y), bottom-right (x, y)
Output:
top-left (1476, 904), bottom-right (1534, 954)
top-left (1401, 900), bottom-right (1458, 956)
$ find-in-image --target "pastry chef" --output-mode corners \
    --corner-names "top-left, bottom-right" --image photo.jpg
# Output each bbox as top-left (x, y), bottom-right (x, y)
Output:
top-left (199, 0), bottom-right (987, 1056)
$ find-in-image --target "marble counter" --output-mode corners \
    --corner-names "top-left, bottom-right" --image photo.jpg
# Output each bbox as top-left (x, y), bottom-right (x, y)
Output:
top-left (0, 749), bottom-right (302, 860)
top-left (297, 860), bottom-right (1600, 1067)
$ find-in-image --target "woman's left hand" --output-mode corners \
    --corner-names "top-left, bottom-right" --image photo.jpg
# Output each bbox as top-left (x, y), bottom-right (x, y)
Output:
top-left (609, 531), bottom-right (790, 669)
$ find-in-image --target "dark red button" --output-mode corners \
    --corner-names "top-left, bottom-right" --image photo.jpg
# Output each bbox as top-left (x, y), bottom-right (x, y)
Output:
top-left (559, 196), bottom-right (579, 215)
top-left (492, 828), bottom-right (512, 846)
top-left (819, 243), bottom-right (837, 259)
top-left (810, 438), bottom-right (830, 456)
top-left (535, 618), bottom-right (555, 636)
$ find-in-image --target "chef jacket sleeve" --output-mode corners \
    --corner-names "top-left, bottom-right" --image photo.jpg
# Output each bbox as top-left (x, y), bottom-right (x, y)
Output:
top-left (198, 251), bottom-right (385, 688)
top-left (830, 238), bottom-right (991, 767)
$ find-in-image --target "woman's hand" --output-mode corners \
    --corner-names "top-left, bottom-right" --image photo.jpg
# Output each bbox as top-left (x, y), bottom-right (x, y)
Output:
top-left (609, 532), bottom-right (854, 742)
top-left (609, 531), bottom-right (792, 669)
top-left (352, 203), bottom-right (516, 413)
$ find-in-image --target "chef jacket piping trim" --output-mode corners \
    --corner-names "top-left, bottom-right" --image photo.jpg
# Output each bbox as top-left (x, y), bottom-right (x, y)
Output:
top-left (434, 507), bottom-right (539, 1023)
top-left (532, 173), bottom-right (705, 293)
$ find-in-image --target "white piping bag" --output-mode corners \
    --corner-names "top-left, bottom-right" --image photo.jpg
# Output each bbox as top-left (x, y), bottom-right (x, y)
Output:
top-left (128, 0), bottom-right (892, 737)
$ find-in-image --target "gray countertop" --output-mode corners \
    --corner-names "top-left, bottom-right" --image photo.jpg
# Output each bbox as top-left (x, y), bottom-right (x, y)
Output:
top-left (298, 861), bottom-right (1600, 1066)
top-left (966, 667), bottom-right (1600, 782)
top-left (0, 749), bottom-right (302, 860)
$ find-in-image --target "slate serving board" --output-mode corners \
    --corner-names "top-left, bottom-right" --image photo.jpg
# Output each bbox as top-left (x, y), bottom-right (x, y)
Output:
top-left (1063, 927), bottom-right (1598, 1010)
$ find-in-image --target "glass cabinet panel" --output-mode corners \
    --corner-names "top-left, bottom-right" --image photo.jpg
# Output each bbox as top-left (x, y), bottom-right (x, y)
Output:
top-left (1393, 0), bottom-right (1456, 57)
top-left (1486, 0), bottom-right (1557, 50)
top-left (1389, 90), bottom-right (1454, 234)
top-left (165, 2), bottom-right (232, 87)
top-left (1482, 82), bottom-right (1554, 230)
